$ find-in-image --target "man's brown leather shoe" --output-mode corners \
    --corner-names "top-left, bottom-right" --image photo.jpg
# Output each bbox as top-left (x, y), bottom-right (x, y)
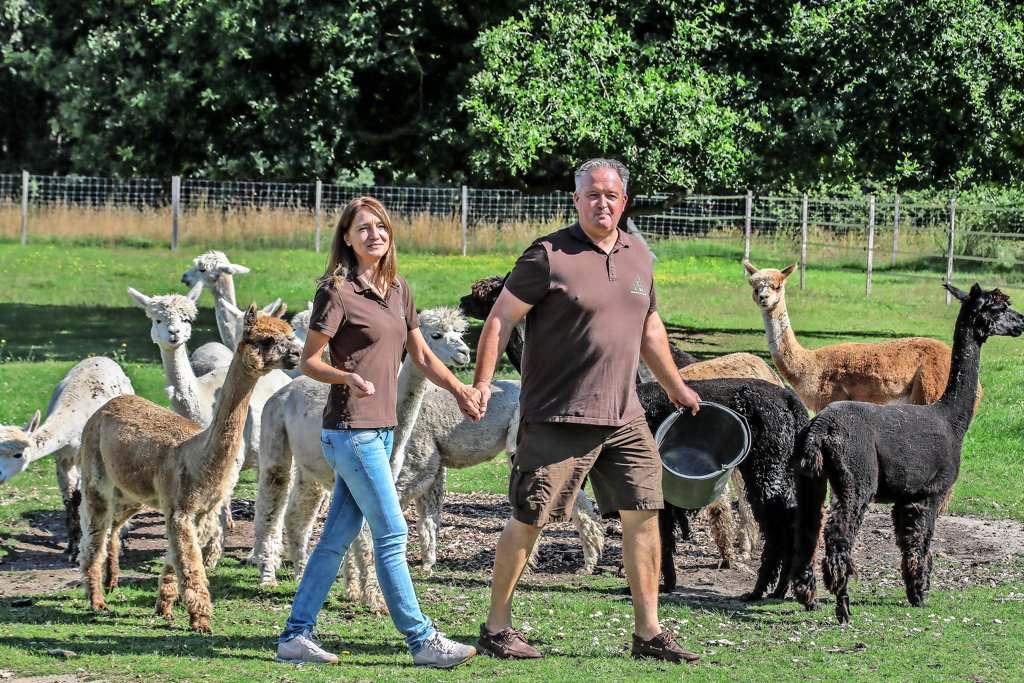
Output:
top-left (476, 624), bottom-right (544, 659)
top-left (631, 631), bottom-right (700, 664)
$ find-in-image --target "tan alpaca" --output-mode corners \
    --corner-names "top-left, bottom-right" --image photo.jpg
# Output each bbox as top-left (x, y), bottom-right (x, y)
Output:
top-left (743, 261), bottom-right (980, 413)
top-left (77, 306), bottom-right (301, 633)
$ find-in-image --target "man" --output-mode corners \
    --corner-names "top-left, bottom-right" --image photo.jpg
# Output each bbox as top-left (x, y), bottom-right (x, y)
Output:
top-left (472, 158), bottom-right (702, 664)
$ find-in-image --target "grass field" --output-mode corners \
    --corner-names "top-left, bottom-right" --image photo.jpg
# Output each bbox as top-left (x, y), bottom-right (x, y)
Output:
top-left (1, 240), bottom-right (1023, 681)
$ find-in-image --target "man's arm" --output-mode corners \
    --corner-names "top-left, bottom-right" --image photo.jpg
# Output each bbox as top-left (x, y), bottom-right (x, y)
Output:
top-left (473, 288), bottom-right (534, 416)
top-left (639, 311), bottom-right (700, 414)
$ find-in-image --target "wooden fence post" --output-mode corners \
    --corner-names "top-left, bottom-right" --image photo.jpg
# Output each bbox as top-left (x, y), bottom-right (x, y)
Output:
top-left (743, 190), bottom-right (752, 261)
top-left (20, 170), bottom-right (29, 245)
top-left (460, 185), bottom-right (469, 256)
top-left (170, 175), bottom-right (180, 250)
top-left (946, 198), bottom-right (956, 306)
top-left (314, 180), bottom-right (323, 253)
top-left (891, 194), bottom-right (900, 266)
top-left (800, 194), bottom-right (808, 289)
top-left (866, 196), bottom-right (876, 296)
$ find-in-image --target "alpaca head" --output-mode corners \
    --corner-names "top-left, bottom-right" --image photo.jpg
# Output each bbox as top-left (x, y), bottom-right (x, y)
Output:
top-left (459, 274), bottom-right (507, 320)
top-left (744, 260), bottom-right (798, 311)
top-left (418, 306), bottom-right (471, 366)
top-left (128, 285), bottom-right (201, 351)
top-left (289, 301), bottom-right (314, 345)
top-left (944, 283), bottom-right (1024, 342)
top-left (180, 250), bottom-right (250, 289)
top-left (237, 304), bottom-right (303, 374)
top-left (0, 411), bottom-right (40, 484)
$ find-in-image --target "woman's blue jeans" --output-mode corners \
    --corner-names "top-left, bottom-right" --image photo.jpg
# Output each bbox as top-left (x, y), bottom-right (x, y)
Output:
top-left (279, 427), bottom-right (434, 654)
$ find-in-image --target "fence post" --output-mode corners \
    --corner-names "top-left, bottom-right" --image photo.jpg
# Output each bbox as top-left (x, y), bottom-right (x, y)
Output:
top-left (800, 194), bottom-right (808, 290)
top-left (20, 170), bottom-right (29, 245)
top-left (170, 175), bottom-right (180, 250)
top-left (866, 196), bottom-right (876, 296)
top-left (460, 185), bottom-right (469, 256)
top-left (946, 198), bottom-right (956, 306)
top-left (314, 180), bottom-right (323, 253)
top-left (743, 189), bottom-right (752, 261)
top-left (891, 194), bottom-right (900, 266)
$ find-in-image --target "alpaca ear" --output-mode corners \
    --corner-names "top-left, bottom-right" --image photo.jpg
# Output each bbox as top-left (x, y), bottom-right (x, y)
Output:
top-left (943, 282), bottom-right (970, 302)
top-left (244, 302), bottom-right (259, 328)
top-left (127, 287), bottom-right (151, 309)
top-left (218, 263), bottom-right (250, 276)
top-left (220, 299), bottom-right (242, 319)
top-left (185, 282), bottom-right (203, 302)
top-left (969, 283), bottom-right (984, 298)
top-left (307, 301), bottom-right (314, 310)
top-left (742, 260), bottom-right (758, 276)
top-left (259, 298), bottom-right (286, 318)
top-left (24, 409), bottom-right (41, 435)
top-left (781, 263), bottom-right (799, 278)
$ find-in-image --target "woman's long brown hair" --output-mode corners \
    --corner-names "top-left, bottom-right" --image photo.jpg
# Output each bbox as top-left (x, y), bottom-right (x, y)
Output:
top-left (317, 196), bottom-right (398, 292)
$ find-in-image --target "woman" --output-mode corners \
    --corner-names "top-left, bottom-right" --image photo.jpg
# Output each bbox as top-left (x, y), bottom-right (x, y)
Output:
top-left (275, 196), bottom-right (481, 669)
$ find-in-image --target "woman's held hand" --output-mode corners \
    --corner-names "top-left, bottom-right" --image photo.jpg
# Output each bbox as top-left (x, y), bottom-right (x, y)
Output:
top-left (344, 373), bottom-right (375, 399)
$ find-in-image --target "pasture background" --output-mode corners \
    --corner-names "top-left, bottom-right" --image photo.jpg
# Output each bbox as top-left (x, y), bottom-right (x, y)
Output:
top-left (1, 240), bottom-right (1023, 681)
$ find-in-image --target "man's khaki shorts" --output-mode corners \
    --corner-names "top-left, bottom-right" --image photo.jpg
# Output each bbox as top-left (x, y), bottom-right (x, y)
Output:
top-left (509, 415), bottom-right (663, 526)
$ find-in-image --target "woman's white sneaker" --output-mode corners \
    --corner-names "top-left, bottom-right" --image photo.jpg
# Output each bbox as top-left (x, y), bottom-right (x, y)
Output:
top-left (275, 630), bottom-right (340, 664)
top-left (413, 631), bottom-right (477, 669)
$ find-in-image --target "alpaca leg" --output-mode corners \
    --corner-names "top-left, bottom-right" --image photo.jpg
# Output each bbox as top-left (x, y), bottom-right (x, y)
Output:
top-left (197, 508), bottom-right (224, 569)
top-left (283, 475), bottom-right (327, 581)
top-left (570, 488), bottom-right (604, 575)
top-left (250, 441), bottom-right (294, 568)
top-left (342, 539), bottom-right (363, 602)
top-left (54, 447), bottom-right (83, 562)
top-left (732, 470), bottom-right (759, 560)
top-left (103, 501), bottom-right (141, 592)
top-left (79, 486), bottom-right (114, 613)
top-left (822, 496), bottom-right (870, 624)
top-left (893, 500), bottom-right (939, 607)
top-left (353, 524), bottom-right (387, 615)
top-left (658, 507), bottom-right (678, 593)
top-left (706, 485), bottom-right (737, 569)
top-left (155, 559), bottom-right (179, 619)
top-left (415, 470), bottom-right (446, 573)
top-left (167, 516), bottom-right (213, 633)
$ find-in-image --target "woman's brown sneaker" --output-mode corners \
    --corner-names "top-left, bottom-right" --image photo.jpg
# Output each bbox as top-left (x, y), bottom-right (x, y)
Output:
top-left (631, 632), bottom-right (700, 664)
top-left (476, 624), bottom-right (544, 659)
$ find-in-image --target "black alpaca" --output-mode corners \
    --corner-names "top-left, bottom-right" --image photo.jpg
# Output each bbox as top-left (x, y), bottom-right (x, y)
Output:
top-left (790, 283), bottom-right (1024, 623)
top-left (638, 378), bottom-right (810, 600)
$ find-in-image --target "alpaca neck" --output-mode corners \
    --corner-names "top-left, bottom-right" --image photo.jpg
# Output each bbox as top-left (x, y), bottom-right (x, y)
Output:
top-left (761, 297), bottom-right (807, 376)
top-left (27, 418), bottom-right (75, 462)
top-left (210, 278), bottom-right (238, 348)
top-left (195, 351), bottom-right (257, 488)
top-left (937, 306), bottom-right (984, 438)
top-left (389, 357), bottom-right (432, 480)
top-left (160, 343), bottom-right (204, 423)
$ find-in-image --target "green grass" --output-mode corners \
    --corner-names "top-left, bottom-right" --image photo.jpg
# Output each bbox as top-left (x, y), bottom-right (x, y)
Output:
top-left (1, 241), bottom-right (1023, 681)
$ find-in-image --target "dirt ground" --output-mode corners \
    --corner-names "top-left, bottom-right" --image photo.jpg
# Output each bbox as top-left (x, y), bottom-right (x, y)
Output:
top-left (2, 493), bottom-right (1023, 603)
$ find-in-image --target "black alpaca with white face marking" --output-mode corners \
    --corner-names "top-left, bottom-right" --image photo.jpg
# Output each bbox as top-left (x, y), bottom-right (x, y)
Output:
top-left (790, 283), bottom-right (1024, 624)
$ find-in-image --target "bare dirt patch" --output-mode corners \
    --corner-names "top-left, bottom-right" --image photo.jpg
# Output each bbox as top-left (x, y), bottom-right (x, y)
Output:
top-left (2, 494), bottom-right (1023, 603)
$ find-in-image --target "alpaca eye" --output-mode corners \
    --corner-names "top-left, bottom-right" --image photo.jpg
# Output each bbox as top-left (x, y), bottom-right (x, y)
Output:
top-left (431, 333), bottom-right (442, 340)
top-left (13, 452), bottom-right (23, 459)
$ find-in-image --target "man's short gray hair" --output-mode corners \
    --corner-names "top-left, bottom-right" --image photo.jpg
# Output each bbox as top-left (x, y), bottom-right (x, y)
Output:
top-left (574, 158), bottom-right (629, 195)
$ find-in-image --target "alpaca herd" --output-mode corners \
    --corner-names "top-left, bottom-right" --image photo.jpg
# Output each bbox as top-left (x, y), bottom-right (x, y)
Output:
top-left (1, 250), bottom-right (1019, 633)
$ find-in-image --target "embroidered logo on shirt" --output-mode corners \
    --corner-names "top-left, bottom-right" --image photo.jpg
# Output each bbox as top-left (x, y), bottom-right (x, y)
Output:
top-left (630, 275), bottom-right (647, 296)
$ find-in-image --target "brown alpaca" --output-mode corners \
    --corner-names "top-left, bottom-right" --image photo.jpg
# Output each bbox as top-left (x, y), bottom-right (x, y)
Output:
top-left (743, 261), bottom-right (981, 413)
top-left (77, 305), bottom-right (301, 632)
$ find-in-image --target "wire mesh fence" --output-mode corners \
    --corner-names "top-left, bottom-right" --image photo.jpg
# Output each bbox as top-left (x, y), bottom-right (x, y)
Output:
top-left (3, 173), bottom-right (1024, 294)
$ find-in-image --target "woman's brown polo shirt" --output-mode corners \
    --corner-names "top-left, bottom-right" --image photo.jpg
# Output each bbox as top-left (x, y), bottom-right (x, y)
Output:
top-left (504, 223), bottom-right (656, 427)
top-left (308, 274), bottom-right (419, 429)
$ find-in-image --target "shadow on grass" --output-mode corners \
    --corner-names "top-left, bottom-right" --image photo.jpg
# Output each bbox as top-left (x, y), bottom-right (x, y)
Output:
top-left (0, 303), bottom-right (220, 362)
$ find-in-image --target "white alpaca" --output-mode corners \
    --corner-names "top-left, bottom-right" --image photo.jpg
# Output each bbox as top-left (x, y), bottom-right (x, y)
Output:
top-left (180, 249), bottom-right (285, 375)
top-left (252, 307), bottom-right (471, 595)
top-left (127, 286), bottom-right (293, 475)
top-left (0, 357), bottom-right (134, 559)
top-left (282, 302), bottom-right (315, 379)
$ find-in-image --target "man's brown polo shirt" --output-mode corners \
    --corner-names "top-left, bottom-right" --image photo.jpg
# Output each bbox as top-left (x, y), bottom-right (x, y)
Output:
top-left (504, 223), bottom-right (656, 426)
top-left (308, 274), bottom-right (419, 429)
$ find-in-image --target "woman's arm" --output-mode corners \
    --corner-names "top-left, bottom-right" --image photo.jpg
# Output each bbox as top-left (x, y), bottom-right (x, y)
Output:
top-left (406, 328), bottom-right (482, 420)
top-left (300, 329), bottom-right (374, 398)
